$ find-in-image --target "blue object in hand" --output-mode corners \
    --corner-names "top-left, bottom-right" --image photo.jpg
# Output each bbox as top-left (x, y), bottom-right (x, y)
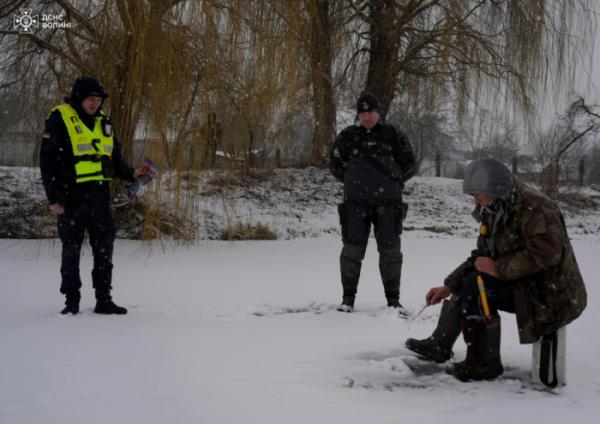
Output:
top-left (128, 157), bottom-right (158, 196)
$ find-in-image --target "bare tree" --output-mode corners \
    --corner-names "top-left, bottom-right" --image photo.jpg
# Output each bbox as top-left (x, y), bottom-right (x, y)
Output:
top-left (394, 112), bottom-right (454, 171)
top-left (587, 146), bottom-right (600, 186)
top-left (535, 98), bottom-right (600, 196)
top-left (472, 126), bottom-right (518, 166)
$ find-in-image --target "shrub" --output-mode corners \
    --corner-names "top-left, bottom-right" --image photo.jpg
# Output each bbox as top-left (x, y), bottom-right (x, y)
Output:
top-left (220, 222), bottom-right (277, 240)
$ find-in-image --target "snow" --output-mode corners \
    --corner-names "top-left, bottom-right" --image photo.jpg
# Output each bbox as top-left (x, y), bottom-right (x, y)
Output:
top-left (3, 166), bottom-right (600, 240)
top-left (1, 235), bottom-right (599, 423)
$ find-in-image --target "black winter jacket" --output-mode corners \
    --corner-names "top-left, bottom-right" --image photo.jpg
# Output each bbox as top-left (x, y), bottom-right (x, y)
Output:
top-left (329, 122), bottom-right (415, 204)
top-left (39, 105), bottom-right (135, 205)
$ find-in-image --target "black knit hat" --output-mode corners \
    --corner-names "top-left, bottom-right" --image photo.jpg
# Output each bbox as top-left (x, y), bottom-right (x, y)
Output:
top-left (66, 76), bottom-right (108, 103)
top-left (356, 92), bottom-right (379, 113)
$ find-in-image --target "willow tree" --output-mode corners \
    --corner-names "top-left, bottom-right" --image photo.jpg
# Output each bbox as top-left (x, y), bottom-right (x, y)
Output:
top-left (343, 0), bottom-right (598, 127)
top-left (305, 0), bottom-right (338, 165)
top-left (1, 0), bottom-right (205, 156)
top-left (190, 0), bottom-right (307, 169)
top-left (256, 0), bottom-right (349, 166)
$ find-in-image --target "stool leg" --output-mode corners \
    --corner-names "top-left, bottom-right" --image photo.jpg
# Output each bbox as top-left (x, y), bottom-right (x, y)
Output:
top-left (531, 326), bottom-right (567, 387)
top-left (555, 326), bottom-right (567, 386)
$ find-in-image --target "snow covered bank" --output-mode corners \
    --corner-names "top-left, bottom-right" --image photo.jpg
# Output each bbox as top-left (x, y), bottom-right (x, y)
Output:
top-left (1, 236), bottom-right (599, 423)
top-left (2, 166), bottom-right (600, 240)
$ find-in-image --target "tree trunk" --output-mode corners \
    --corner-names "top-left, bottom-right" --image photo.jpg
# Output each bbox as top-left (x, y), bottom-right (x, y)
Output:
top-left (365, 0), bottom-right (401, 120)
top-left (541, 162), bottom-right (560, 198)
top-left (308, 0), bottom-right (336, 166)
top-left (110, 0), bottom-right (146, 161)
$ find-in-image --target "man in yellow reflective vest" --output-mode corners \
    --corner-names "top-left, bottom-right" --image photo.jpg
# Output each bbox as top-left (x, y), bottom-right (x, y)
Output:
top-left (40, 77), bottom-right (148, 315)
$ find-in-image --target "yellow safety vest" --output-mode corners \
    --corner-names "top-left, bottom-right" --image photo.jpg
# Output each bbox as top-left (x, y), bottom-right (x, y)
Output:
top-left (51, 104), bottom-right (114, 183)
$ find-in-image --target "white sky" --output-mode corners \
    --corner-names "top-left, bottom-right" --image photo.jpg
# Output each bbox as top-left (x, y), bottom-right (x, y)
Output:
top-left (577, 4), bottom-right (600, 104)
top-left (590, 24), bottom-right (600, 104)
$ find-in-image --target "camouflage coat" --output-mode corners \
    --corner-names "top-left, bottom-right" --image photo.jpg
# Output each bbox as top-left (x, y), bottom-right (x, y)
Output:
top-left (444, 181), bottom-right (587, 344)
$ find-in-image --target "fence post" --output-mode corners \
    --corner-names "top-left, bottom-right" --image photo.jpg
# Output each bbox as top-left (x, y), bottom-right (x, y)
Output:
top-left (435, 153), bottom-right (441, 177)
top-left (275, 148), bottom-right (281, 168)
top-left (578, 158), bottom-right (585, 186)
top-left (512, 156), bottom-right (518, 176)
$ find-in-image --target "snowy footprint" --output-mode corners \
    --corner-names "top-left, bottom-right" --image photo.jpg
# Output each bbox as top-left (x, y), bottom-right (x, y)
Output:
top-left (218, 301), bottom-right (337, 318)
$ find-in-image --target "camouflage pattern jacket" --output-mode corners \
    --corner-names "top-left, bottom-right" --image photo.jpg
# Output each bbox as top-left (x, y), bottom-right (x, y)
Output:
top-left (444, 181), bottom-right (587, 344)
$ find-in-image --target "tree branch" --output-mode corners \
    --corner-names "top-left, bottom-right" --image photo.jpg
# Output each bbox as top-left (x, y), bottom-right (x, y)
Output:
top-left (581, 102), bottom-right (600, 120)
top-left (23, 33), bottom-right (91, 74)
top-left (556, 125), bottom-right (595, 160)
top-left (54, 0), bottom-right (100, 40)
top-left (0, 0), bottom-right (28, 19)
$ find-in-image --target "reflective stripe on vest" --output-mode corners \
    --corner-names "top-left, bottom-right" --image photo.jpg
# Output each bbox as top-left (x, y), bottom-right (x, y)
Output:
top-left (51, 104), bottom-right (114, 183)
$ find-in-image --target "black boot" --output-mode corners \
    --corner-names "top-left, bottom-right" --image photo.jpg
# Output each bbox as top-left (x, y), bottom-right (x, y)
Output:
top-left (386, 295), bottom-right (409, 316)
top-left (449, 316), bottom-right (503, 382)
top-left (379, 245), bottom-right (402, 308)
top-left (61, 289), bottom-right (80, 315)
top-left (385, 291), bottom-right (402, 308)
top-left (339, 243), bottom-right (364, 313)
top-left (386, 298), bottom-right (402, 308)
top-left (337, 295), bottom-right (355, 313)
top-left (94, 291), bottom-right (127, 315)
top-left (405, 296), bottom-right (461, 363)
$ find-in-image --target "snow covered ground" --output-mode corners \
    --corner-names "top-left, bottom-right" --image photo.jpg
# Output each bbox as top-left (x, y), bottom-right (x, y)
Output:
top-left (1, 235), bottom-right (599, 423)
top-left (3, 166), bottom-right (600, 240)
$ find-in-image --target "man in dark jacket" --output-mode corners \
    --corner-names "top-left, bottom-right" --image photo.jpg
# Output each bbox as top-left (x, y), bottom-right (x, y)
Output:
top-left (329, 93), bottom-right (416, 312)
top-left (405, 158), bottom-right (587, 381)
top-left (40, 76), bottom-right (148, 315)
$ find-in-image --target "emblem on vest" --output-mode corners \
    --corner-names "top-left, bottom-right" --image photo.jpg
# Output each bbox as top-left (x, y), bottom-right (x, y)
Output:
top-left (101, 117), bottom-right (112, 137)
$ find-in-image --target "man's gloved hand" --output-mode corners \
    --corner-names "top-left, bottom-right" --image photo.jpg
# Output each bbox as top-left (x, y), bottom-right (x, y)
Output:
top-left (474, 256), bottom-right (498, 277)
top-left (128, 158), bottom-right (158, 196)
top-left (425, 285), bottom-right (451, 305)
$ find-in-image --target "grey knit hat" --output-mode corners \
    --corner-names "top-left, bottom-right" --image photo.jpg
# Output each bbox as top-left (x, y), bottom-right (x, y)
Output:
top-left (463, 158), bottom-right (515, 201)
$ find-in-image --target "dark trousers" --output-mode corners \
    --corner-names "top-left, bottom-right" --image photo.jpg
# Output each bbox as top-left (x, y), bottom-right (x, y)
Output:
top-left (459, 271), bottom-right (515, 318)
top-left (338, 203), bottom-right (404, 299)
top-left (58, 183), bottom-right (115, 295)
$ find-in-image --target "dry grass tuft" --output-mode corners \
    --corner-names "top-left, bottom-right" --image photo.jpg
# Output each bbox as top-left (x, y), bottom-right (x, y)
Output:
top-left (219, 222), bottom-right (277, 241)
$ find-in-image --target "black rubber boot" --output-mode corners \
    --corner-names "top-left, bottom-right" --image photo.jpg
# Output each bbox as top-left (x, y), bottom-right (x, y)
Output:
top-left (385, 289), bottom-right (402, 308)
top-left (60, 289), bottom-right (80, 315)
top-left (449, 316), bottom-right (503, 382)
top-left (386, 297), bottom-right (402, 308)
top-left (338, 243), bottom-right (364, 313)
top-left (405, 296), bottom-right (461, 363)
top-left (337, 295), bottom-right (355, 313)
top-left (379, 246), bottom-right (402, 306)
top-left (340, 244), bottom-right (365, 292)
top-left (94, 291), bottom-right (127, 315)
